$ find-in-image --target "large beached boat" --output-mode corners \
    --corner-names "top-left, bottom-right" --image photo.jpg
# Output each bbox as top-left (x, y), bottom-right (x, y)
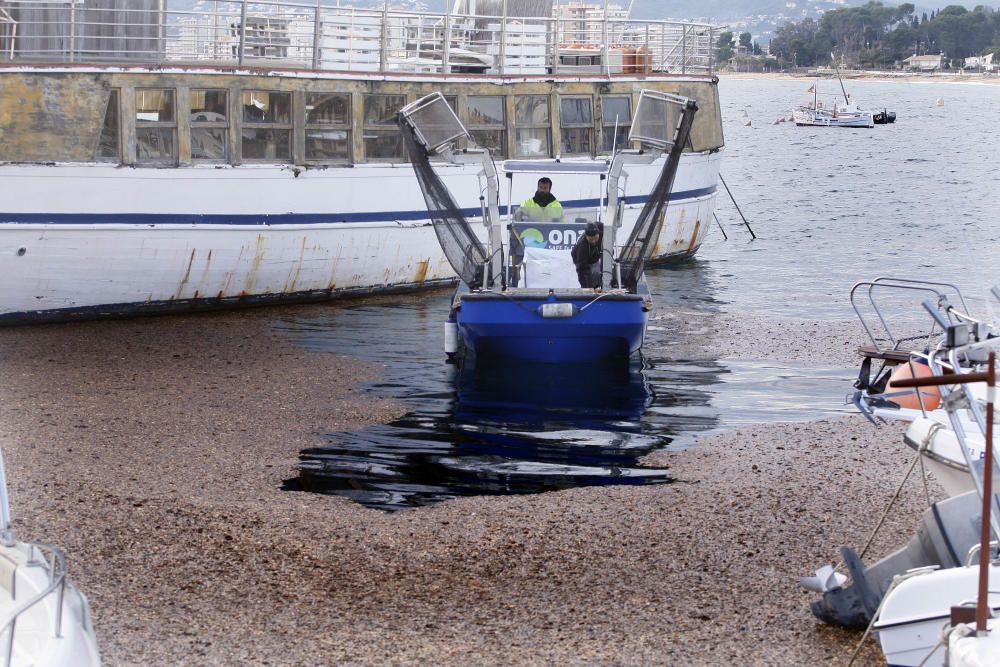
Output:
top-left (0, 0), bottom-right (725, 324)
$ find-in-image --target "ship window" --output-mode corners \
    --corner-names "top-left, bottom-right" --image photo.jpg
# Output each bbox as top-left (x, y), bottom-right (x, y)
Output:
top-left (363, 94), bottom-right (405, 161)
top-left (97, 89), bottom-right (120, 162)
top-left (190, 89), bottom-right (229, 161)
top-left (513, 95), bottom-right (550, 158)
top-left (305, 93), bottom-right (351, 162)
top-left (600, 96), bottom-right (631, 153)
top-left (560, 96), bottom-right (593, 156)
top-left (466, 95), bottom-right (506, 158)
top-left (136, 88), bottom-right (176, 164)
top-left (240, 91), bottom-right (292, 162)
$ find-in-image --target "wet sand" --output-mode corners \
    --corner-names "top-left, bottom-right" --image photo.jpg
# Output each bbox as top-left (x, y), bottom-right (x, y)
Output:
top-left (0, 300), bottom-right (939, 666)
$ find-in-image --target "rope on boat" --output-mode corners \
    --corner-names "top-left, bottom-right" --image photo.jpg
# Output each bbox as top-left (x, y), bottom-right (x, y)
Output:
top-left (857, 422), bottom-right (941, 561)
top-left (847, 566), bottom-right (942, 667)
top-left (578, 291), bottom-right (617, 312)
top-left (839, 423), bottom-right (942, 665)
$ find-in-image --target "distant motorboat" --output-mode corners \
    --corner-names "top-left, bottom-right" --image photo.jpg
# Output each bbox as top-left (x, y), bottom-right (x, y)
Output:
top-left (874, 109), bottom-right (897, 124)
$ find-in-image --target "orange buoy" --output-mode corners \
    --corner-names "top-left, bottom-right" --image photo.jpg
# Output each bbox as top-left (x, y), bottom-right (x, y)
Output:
top-left (887, 361), bottom-right (942, 411)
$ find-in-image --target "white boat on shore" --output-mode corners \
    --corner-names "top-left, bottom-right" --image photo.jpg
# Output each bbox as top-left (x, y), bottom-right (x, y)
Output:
top-left (0, 452), bottom-right (101, 666)
top-left (874, 564), bottom-right (1000, 667)
top-left (0, 0), bottom-right (726, 325)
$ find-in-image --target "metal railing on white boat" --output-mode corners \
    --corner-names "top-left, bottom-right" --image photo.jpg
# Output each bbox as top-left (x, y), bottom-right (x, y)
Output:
top-left (0, 0), bottom-right (720, 75)
top-left (0, 452), bottom-right (68, 667)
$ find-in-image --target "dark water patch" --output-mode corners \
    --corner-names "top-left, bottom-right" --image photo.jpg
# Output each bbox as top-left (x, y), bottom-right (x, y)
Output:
top-left (275, 275), bottom-right (854, 511)
top-left (284, 357), bottom-right (680, 511)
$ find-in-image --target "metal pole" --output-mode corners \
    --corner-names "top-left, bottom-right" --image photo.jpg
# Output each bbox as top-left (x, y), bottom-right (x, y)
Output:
top-left (68, 0), bottom-right (76, 63)
top-left (643, 23), bottom-right (649, 75)
top-left (719, 174), bottom-right (756, 239)
top-left (551, 14), bottom-right (559, 75)
top-left (312, 0), bottom-right (322, 69)
top-left (442, 12), bottom-right (451, 74)
top-left (380, 0), bottom-right (389, 73)
top-left (601, 0), bottom-right (609, 76)
top-left (499, 0), bottom-right (507, 75)
top-left (238, 0), bottom-right (248, 65)
top-left (158, 0), bottom-right (166, 60)
top-left (708, 27), bottom-right (713, 73)
top-left (681, 24), bottom-right (686, 74)
top-left (977, 353), bottom-right (996, 635)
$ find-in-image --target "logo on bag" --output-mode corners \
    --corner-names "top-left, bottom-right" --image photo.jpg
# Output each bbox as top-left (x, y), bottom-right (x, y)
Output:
top-left (520, 228), bottom-right (546, 248)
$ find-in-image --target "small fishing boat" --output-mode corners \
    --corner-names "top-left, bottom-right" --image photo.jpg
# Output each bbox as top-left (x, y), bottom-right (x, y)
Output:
top-left (793, 57), bottom-right (891, 129)
top-left (397, 89), bottom-right (697, 363)
top-left (792, 83), bottom-right (874, 128)
top-left (0, 451), bottom-right (101, 666)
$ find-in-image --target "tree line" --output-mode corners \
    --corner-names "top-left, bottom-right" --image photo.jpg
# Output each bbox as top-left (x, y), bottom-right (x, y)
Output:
top-left (759, 3), bottom-right (1000, 69)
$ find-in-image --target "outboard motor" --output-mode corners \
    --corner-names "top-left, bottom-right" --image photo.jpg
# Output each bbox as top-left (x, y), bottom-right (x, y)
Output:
top-left (809, 490), bottom-right (985, 628)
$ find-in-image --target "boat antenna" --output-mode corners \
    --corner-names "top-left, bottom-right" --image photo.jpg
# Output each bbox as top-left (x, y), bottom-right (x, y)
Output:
top-left (830, 51), bottom-right (849, 106)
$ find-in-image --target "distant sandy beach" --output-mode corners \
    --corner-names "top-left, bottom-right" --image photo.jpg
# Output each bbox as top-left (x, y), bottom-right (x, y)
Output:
top-left (717, 70), bottom-right (1000, 85)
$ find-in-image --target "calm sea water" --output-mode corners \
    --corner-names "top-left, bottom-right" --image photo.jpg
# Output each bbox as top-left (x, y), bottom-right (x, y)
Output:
top-left (710, 77), bottom-right (1000, 319)
top-left (277, 78), bottom-right (1000, 510)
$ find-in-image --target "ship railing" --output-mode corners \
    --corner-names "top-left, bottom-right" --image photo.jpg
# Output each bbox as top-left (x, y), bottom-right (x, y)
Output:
top-left (0, 452), bottom-right (69, 667)
top-left (0, 0), bottom-right (721, 76)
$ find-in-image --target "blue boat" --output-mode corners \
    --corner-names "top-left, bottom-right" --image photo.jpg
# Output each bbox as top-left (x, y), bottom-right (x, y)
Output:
top-left (453, 286), bottom-right (650, 363)
top-left (397, 90), bottom-right (698, 363)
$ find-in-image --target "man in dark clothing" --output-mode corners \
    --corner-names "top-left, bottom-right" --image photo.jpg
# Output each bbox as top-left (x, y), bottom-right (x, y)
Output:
top-left (571, 222), bottom-right (603, 288)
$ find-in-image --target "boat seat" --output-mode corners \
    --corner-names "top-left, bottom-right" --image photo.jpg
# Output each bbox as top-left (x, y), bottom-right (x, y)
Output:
top-left (856, 345), bottom-right (912, 364)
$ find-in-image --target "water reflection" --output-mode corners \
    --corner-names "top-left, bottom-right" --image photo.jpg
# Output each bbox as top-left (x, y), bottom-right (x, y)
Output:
top-left (285, 355), bottom-right (689, 510)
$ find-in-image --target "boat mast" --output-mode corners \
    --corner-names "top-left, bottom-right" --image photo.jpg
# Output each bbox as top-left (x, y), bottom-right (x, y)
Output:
top-left (831, 52), bottom-right (849, 106)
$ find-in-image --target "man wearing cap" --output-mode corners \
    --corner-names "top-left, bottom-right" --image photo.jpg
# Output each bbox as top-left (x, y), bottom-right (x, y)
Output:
top-left (514, 177), bottom-right (563, 222)
top-left (571, 222), bottom-right (603, 288)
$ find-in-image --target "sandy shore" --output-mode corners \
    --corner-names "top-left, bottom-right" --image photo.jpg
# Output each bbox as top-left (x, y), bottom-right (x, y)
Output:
top-left (718, 70), bottom-right (1000, 85)
top-left (0, 300), bottom-right (941, 666)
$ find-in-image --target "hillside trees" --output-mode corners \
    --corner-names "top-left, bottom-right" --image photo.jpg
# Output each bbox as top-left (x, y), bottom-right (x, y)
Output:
top-left (767, 2), bottom-right (1000, 68)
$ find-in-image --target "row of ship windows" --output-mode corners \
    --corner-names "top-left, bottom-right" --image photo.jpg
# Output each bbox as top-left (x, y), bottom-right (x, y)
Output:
top-left (96, 88), bottom-right (634, 164)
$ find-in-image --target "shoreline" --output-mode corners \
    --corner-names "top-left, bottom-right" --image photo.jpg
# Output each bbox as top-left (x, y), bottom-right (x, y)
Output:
top-left (0, 301), bottom-right (935, 665)
top-left (717, 70), bottom-right (1000, 85)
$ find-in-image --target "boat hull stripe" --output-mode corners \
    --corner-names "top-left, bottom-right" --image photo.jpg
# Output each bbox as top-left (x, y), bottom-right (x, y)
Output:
top-left (0, 188), bottom-right (716, 225)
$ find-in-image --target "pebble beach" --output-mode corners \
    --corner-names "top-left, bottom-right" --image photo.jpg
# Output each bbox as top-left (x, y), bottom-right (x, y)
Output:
top-left (0, 298), bottom-right (943, 666)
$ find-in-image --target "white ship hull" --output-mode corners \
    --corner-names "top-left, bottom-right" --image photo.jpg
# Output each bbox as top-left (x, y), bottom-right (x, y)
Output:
top-left (792, 107), bottom-right (874, 128)
top-left (0, 152), bottom-right (721, 323)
